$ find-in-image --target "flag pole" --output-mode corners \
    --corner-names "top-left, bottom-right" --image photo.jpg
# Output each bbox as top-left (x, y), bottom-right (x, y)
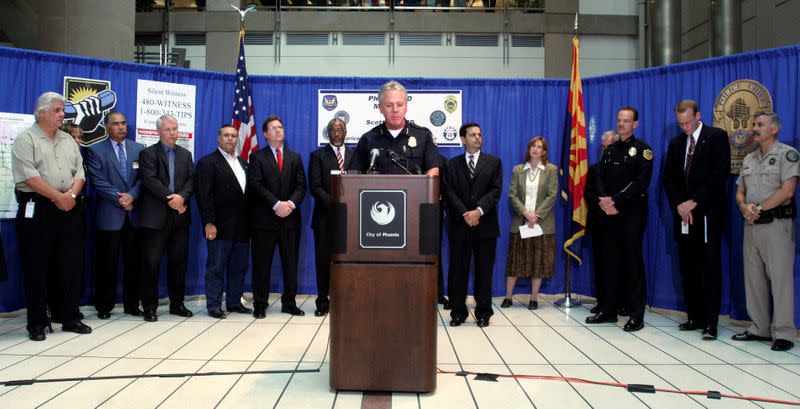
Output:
top-left (554, 12), bottom-right (583, 309)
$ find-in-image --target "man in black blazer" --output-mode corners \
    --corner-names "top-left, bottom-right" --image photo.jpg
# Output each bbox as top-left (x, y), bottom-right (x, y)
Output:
top-left (308, 118), bottom-right (352, 316)
top-left (662, 100), bottom-right (730, 340)
top-left (138, 114), bottom-right (195, 322)
top-left (248, 115), bottom-right (306, 318)
top-left (442, 122), bottom-right (502, 328)
top-left (195, 125), bottom-right (252, 319)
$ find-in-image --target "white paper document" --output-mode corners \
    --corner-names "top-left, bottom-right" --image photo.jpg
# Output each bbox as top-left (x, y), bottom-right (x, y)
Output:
top-left (519, 223), bottom-right (543, 239)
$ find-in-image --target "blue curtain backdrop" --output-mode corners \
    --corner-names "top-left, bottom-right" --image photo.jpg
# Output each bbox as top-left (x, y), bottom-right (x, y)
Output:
top-left (0, 45), bottom-right (798, 326)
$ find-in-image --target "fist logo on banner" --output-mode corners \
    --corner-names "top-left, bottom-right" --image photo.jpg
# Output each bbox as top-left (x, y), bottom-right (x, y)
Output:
top-left (63, 77), bottom-right (117, 146)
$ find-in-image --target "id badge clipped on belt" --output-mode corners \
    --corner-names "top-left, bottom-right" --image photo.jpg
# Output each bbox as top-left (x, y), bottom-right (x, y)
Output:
top-left (24, 199), bottom-right (35, 218)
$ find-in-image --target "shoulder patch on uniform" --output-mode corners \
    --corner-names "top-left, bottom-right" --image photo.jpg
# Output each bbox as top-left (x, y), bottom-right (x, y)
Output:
top-left (786, 150), bottom-right (799, 163)
top-left (643, 149), bottom-right (653, 161)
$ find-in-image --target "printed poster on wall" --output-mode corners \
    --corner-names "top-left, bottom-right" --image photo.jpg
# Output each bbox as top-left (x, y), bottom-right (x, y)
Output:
top-left (0, 113), bottom-right (35, 218)
top-left (135, 79), bottom-right (197, 156)
top-left (317, 90), bottom-right (463, 147)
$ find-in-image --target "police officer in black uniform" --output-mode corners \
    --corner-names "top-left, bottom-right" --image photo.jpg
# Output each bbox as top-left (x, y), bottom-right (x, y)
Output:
top-left (349, 80), bottom-right (440, 176)
top-left (586, 106), bottom-right (653, 332)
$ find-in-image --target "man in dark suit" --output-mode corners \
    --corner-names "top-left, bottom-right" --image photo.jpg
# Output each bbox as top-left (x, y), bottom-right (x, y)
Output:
top-left (195, 125), bottom-right (252, 319)
top-left (308, 118), bottom-right (352, 317)
top-left (248, 115), bottom-right (306, 318)
top-left (662, 99), bottom-right (730, 340)
top-left (138, 114), bottom-right (195, 322)
top-left (442, 122), bottom-right (502, 328)
top-left (585, 130), bottom-right (618, 314)
top-left (86, 112), bottom-right (144, 319)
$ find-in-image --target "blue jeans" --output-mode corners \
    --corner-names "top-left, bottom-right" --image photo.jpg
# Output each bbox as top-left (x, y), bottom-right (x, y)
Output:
top-left (205, 239), bottom-right (249, 310)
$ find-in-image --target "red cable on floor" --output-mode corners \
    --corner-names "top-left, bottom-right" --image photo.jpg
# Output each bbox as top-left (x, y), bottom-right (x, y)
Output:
top-left (437, 368), bottom-right (800, 406)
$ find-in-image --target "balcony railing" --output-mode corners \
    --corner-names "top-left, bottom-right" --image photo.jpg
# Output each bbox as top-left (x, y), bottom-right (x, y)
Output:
top-left (136, 0), bottom-right (544, 12)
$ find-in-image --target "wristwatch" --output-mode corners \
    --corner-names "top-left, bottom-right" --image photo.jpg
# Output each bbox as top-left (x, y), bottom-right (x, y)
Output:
top-left (68, 190), bottom-right (77, 200)
top-left (756, 203), bottom-right (763, 212)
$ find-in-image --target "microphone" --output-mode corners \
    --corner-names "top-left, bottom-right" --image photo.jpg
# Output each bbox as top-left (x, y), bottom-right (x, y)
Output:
top-left (367, 148), bottom-right (381, 174)
top-left (386, 149), bottom-right (415, 175)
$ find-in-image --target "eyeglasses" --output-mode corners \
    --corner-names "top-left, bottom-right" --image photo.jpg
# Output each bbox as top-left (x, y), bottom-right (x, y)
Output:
top-left (329, 128), bottom-right (345, 134)
top-left (269, 125), bottom-right (284, 132)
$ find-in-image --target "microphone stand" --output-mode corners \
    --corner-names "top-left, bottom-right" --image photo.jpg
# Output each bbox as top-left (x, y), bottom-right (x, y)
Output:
top-left (387, 151), bottom-right (415, 175)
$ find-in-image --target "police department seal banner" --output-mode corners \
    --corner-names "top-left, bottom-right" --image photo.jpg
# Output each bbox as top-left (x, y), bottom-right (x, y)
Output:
top-left (359, 189), bottom-right (406, 249)
top-left (713, 79), bottom-right (773, 174)
top-left (63, 76), bottom-right (117, 146)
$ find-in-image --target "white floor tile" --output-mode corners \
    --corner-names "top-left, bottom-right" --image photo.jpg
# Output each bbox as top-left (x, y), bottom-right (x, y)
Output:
top-left (436, 326), bottom-right (459, 365)
top-left (170, 321), bottom-right (249, 360)
top-left (587, 326), bottom-right (680, 365)
top-left (510, 364), bottom-right (590, 409)
top-left (85, 321), bottom-right (175, 358)
top-left (463, 364), bottom-right (536, 408)
top-left (600, 364), bottom-right (704, 408)
top-left (699, 364), bottom-right (800, 409)
top-left (554, 364), bottom-right (648, 408)
top-left (257, 323), bottom-right (319, 362)
top-left (647, 364), bottom-right (760, 408)
top-left (214, 322), bottom-right (283, 361)
top-left (419, 364), bottom-right (475, 409)
top-left (332, 391), bottom-right (363, 408)
top-left (272, 362), bottom-right (336, 409)
top-left (552, 326), bottom-right (636, 365)
top-left (215, 361), bottom-right (296, 409)
top-left (446, 324), bottom-right (502, 365)
top-left (98, 359), bottom-right (206, 409)
top-left (482, 325), bottom-right (548, 365)
top-left (41, 320), bottom-right (143, 357)
top-left (127, 321), bottom-right (213, 359)
top-left (633, 326), bottom-right (723, 364)
top-left (516, 326), bottom-right (592, 365)
top-left (159, 360), bottom-right (251, 409)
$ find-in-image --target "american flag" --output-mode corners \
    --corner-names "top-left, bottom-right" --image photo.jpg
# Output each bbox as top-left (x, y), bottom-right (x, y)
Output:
top-left (232, 29), bottom-right (258, 161)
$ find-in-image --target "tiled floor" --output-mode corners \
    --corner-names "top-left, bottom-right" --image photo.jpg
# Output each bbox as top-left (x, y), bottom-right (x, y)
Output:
top-left (1, 294), bottom-right (799, 409)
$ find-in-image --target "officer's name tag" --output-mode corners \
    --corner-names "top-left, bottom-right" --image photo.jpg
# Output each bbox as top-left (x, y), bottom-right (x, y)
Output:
top-left (131, 161), bottom-right (139, 169)
top-left (24, 200), bottom-right (35, 218)
top-left (330, 170), bottom-right (342, 175)
top-left (681, 221), bottom-right (689, 235)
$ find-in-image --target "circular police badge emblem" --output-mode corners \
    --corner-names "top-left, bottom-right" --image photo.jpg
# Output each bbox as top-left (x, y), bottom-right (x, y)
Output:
top-left (713, 79), bottom-right (773, 174)
top-left (322, 127), bottom-right (330, 142)
top-left (321, 95), bottom-right (338, 111)
top-left (444, 96), bottom-right (458, 113)
top-left (443, 126), bottom-right (458, 141)
top-left (787, 150), bottom-right (799, 163)
top-left (769, 157), bottom-right (777, 166)
top-left (628, 147), bottom-right (637, 157)
top-left (643, 149), bottom-right (653, 161)
top-left (335, 110), bottom-right (350, 124)
top-left (430, 110), bottom-right (446, 127)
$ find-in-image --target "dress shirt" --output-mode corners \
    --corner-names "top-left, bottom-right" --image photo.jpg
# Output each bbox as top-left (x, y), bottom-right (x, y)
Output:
top-left (218, 147), bottom-right (246, 192)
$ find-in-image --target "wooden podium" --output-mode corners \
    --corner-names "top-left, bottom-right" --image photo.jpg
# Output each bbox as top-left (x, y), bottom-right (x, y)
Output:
top-left (329, 174), bottom-right (439, 393)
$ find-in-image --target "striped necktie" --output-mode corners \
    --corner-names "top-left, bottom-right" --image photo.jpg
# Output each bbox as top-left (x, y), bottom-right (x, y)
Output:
top-left (468, 155), bottom-right (475, 180)
top-left (336, 147), bottom-right (344, 171)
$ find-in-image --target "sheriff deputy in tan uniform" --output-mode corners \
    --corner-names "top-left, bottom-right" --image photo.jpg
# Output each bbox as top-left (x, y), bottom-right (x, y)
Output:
top-left (733, 110), bottom-right (798, 352)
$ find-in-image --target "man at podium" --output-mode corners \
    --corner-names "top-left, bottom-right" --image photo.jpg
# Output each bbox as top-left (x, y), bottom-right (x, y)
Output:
top-left (349, 80), bottom-right (440, 176)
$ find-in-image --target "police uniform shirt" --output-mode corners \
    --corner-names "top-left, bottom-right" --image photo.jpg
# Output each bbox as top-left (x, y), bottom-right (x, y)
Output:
top-left (596, 135), bottom-right (654, 207)
top-left (351, 122), bottom-right (439, 174)
top-left (737, 141), bottom-right (800, 204)
top-left (11, 122), bottom-right (85, 193)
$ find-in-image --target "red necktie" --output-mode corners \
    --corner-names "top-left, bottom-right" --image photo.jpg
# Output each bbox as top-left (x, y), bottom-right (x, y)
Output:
top-left (277, 148), bottom-right (283, 173)
top-left (684, 135), bottom-right (695, 177)
top-left (336, 147), bottom-right (344, 171)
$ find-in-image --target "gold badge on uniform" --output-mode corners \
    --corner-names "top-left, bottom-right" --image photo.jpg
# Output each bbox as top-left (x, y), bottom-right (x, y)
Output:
top-left (643, 149), bottom-right (653, 161)
top-left (628, 147), bottom-right (637, 157)
top-left (408, 136), bottom-right (417, 148)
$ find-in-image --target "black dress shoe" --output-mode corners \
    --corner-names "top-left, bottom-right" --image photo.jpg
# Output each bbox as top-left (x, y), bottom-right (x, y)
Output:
top-left (124, 307), bottom-right (143, 316)
top-left (62, 321), bottom-right (92, 334)
top-left (314, 308), bottom-right (326, 317)
top-left (449, 316), bottom-right (465, 327)
top-left (208, 308), bottom-right (226, 319)
top-left (500, 298), bottom-right (512, 308)
top-left (678, 320), bottom-right (703, 331)
top-left (143, 310), bottom-right (158, 322)
top-left (169, 304), bottom-right (194, 318)
top-left (585, 312), bottom-right (617, 324)
top-left (528, 300), bottom-right (539, 310)
top-left (701, 326), bottom-right (717, 340)
top-left (623, 318), bottom-right (644, 332)
top-left (617, 308), bottom-right (629, 317)
top-left (771, 339), bottom-right (794, 351)
top-left (443, 299), bottom-right (452, 310)
top-left (281, 305), bottom-right (305, 316)
top-left (731, 331), bottom-right (772, 341)
top-left (253, 307), bottom-right (266, 319)
top-left (590, 305), bottom-right (600, 314)
top-left (29, 326), bottom-right (46, 341)
top-left (227, 304), bottom-right (253, 314)
top-left (476, 317), bottom-right (490, 328)
top-left (438, 295), bottom-right (449, 305)
top-left (98, 311), bottom-right (111, 320)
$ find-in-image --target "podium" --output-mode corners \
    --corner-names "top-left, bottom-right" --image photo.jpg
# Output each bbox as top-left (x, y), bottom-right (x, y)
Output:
top-left (329, 174), bottom-right (439, 393)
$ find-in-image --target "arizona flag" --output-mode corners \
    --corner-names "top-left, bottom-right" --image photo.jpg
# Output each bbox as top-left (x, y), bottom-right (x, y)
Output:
top-left (231, 28), bottom-right (258, 161)
top-left (562, 34), bottom-right (589, 264)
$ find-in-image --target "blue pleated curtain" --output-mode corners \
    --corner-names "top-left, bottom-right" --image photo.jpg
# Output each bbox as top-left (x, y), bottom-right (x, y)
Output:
top-left (0, 45), bottom-right (798, 326)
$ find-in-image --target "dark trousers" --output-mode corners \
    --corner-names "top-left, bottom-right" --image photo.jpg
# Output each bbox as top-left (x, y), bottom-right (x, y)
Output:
top-left (313, 224), bottom-right (331, 308)
top-left (139, 213), bottom-right (189, 311)
top-left (448, 234), bottom-right (496, 320)
top-left (601, 206), bottom-right (647, 320)
top-left (678, 227), bottom-right (722, 327)
top-left (590, 231), bottom-right (606, 309)
top-left (16, 197), bottom-right (84, 330)
top-left (251, 228), bottom-right (299, 308)
top-left (205, 239), bottom-right (249, 310)
top-left (94, 219), bottom-right (140, 313)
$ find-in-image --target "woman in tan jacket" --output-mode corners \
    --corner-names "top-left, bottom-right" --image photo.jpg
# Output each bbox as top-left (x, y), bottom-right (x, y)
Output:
top-left (502, 136), bottom-right (559, 310)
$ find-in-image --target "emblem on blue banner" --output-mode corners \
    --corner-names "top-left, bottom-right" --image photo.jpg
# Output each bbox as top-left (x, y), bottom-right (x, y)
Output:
top-left (713, 79), bottom-right (773, 174)
top-left (444, 96), bottom-right (457, 113)
top-left (322, 95), bottom-right (338, 111)
top-left (443, 126), bottom-right (457, 141)
top-left (430, 110), bottom-right (446, 127)
top-left (63, 76), bottom-right (117, 146)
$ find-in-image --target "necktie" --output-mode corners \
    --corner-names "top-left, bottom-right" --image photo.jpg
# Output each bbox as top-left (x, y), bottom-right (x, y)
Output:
top-left (684, 135), bottom-right (696, 177)
top-left (167, 148), bottom-right (175, 192)
top-left (117, 142), bottom-right (127, 181)
top-left (277, 148), bottom-right (283, 173)
top-left (468, 155), bottom-right (475, 179)
top-left (336, 147), bottom-right (344, 171)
